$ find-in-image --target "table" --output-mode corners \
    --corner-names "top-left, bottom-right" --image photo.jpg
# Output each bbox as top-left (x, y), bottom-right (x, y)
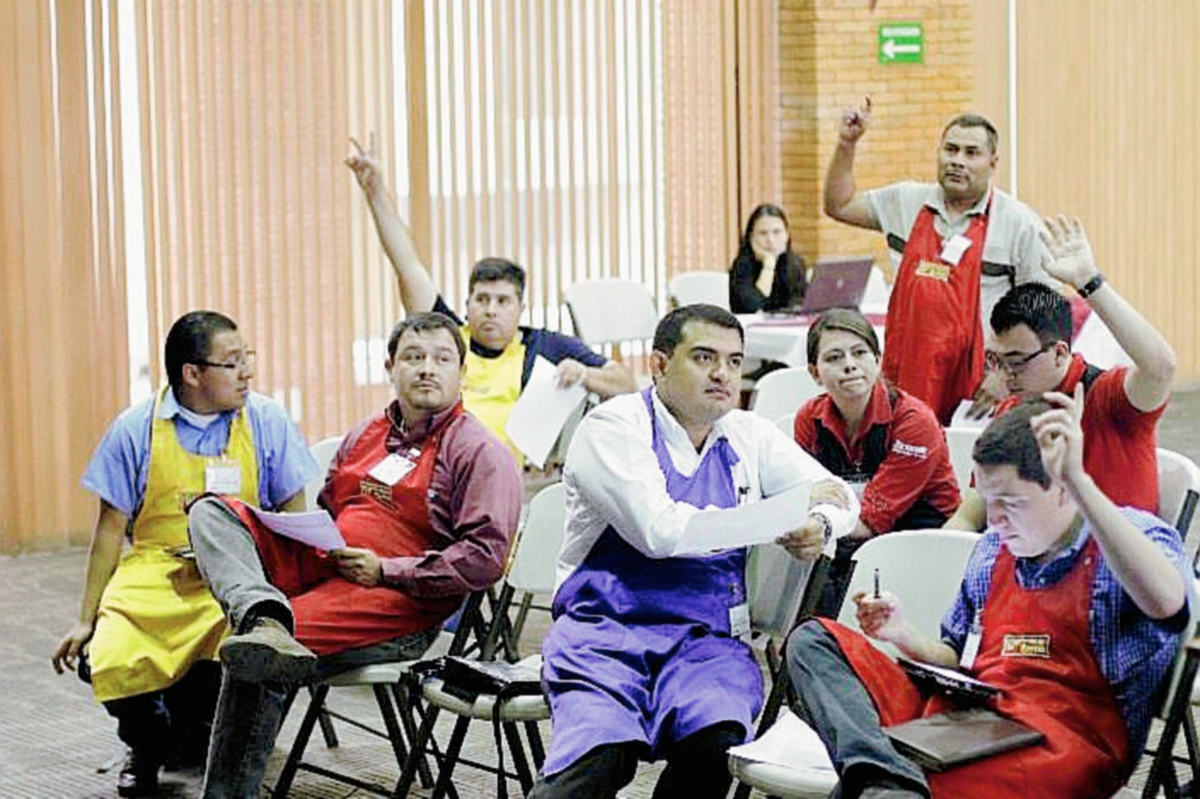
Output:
top-left (738, 310), bottom-right (887, 369)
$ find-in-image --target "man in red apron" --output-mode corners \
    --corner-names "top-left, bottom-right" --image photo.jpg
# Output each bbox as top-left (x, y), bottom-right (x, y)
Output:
top-left (785, 392), bottom-right (1189, 799)
top-left (824, 100), bottom-right (1054, 425)
top-left (944, 216), bottom-right (1175, 530)
top-left (186, 312), bottom-right (522, 799)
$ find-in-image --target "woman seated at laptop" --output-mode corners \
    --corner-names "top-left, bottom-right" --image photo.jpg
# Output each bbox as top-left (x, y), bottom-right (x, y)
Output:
top-left (793, 308), bottom-right (961, 617)
top-left (728, 203), bottom-right (807, 314)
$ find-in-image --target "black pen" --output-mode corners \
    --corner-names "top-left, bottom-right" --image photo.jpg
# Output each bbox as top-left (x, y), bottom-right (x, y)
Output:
top-left (874, 568), bottom-right (881, 599)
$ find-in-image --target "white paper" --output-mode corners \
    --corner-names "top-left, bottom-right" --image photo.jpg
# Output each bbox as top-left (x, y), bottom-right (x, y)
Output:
top-left (672, 483), bottom-right (811, 556)
top-left (949, 399), bottom-right (992, 430)
top-left (939, 234), bottom-right (973, 266)
top-left (727, 710), bottom-right (836, 772)
top-left (247, 507), bottom-right (346, 551)
top-left (504, 356), bottom-right (588, 468)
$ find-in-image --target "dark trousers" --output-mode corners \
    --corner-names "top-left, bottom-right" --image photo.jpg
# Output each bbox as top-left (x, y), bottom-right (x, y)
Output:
top-left (103, 659), bottom-right (221, 765)
top-left (527, 721), bottom-right (744, 799)
top-left (786, 621), bottom-right (930, 799)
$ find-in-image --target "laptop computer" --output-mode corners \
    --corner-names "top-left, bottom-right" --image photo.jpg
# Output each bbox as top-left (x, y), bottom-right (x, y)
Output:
top-left (786, 256), bottom-right (874, 317)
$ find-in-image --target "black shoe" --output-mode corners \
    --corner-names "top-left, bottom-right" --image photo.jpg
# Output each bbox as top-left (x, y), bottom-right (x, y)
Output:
top-left (117, 748), bottom-right (160, 797)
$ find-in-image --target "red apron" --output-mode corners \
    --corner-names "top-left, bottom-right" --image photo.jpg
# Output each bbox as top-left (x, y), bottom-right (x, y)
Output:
top-left (881, 202), bottom-right (989, 425)
top-left (820, 537), bottom-right (1129, 798)
top-left (227, 408), bottom-right (463, 655)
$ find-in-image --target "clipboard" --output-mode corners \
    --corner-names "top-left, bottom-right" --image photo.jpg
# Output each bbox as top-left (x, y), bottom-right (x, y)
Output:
top-left (885, 707), bottom-right (1044, 772)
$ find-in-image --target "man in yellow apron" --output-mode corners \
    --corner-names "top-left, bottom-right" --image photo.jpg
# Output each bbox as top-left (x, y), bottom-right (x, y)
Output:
top-left (346, 137), bottom-right (638, 461)
top-left (51, 311), bottom-right (318, 797)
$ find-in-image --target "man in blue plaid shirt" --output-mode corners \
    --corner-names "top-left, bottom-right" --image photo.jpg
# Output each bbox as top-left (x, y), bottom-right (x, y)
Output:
top-left (786, 388), bottom-right (1190, 799)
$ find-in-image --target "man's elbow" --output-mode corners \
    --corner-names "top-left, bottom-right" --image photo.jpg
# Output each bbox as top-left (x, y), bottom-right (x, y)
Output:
top-left (1145, 344), bottom-right (1178, 388)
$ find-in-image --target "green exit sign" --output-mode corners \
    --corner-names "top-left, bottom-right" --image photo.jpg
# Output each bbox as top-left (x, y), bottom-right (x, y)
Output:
top-left (878, 22), bottom-right (923, 64)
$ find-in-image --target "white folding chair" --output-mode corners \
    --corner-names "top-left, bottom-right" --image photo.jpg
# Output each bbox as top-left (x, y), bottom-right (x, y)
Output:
top-left (564, 279), bottom-right (659, 348)
top-left (1159, 448), bottom-right (1200, 547)
top-left (775, 413), bottom-right (796, 439)
top-left (861, 265), bottom-right (891, 313)
top-left (750, 366), bottom-right (823, 423)
top-left (668, 271), bottom-right (730, 310)
top-left (945, 427), bottom-right (981, 493)
top-left (729, 529), bottom-right (980, 797)
top-left (396, 482), bottom-right (567, 798)
top-left (303, 435), bottom-right (344, 510)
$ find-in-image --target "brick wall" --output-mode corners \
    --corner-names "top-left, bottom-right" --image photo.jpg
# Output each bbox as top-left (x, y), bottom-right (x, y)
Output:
top-left (777, 0), bottom-right (976, 278)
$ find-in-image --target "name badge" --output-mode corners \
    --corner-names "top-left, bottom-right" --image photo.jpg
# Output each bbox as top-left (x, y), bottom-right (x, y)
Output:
top-left (368, 452), bottom-right (417, 486)
top-left (1001, 634), bottom-right (1051, 658)
top-left (728, 602), bottom-right (751, 639)
top-left (205, 462), bottom-right (242, 495)
top-left (914, 259), bottom-right (951, 282)
top-left (939, 234), bottom-right (973, 266)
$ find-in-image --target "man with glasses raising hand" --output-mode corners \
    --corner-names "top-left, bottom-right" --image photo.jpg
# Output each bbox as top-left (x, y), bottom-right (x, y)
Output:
top-left (946, 217), bottom-right (1176, 530)
top-left (52, 311), bottom-right (319, 796)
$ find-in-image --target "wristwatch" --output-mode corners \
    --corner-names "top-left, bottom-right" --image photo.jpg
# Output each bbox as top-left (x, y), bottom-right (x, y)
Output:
top-left (1077, 273), bottom-right (1105, 299)
top-left (810, 512), bottom-right (833, 547)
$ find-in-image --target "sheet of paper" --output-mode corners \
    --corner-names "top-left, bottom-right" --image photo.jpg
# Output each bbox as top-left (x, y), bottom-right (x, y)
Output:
top-left (504, 356), bottom-right (588, 468)
top-left (949, 399), bottom-right (992, 430)
top-left (727, 710), bottom-right (836, 772)
top-left (672, 482), bottom-right (811, 556)
top-left (247, 507), bottom-right (346, 551)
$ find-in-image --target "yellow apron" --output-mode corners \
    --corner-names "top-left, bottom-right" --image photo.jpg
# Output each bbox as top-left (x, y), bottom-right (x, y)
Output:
top-left (89, 386), bottom-right (260, 702)
top-left (461, 326), bottom-right (525, 465)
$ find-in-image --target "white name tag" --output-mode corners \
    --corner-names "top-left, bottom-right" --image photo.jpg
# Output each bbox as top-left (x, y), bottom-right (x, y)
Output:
top-left (205, 463), bottom-right (242, 495)
top-left (729, 602), bottom-right (751, 639)
top-left (960, 624), bottom-right (982, 671)
top-left (368, 452), bottom-right (417, 486)
top-left (939, 234), bottom-right (973, 266)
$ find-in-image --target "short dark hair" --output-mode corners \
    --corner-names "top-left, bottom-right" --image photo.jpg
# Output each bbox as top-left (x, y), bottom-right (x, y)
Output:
top-left (387, 312), bottom-right (467, 364)
top-left (164, 311), bottom-right (239, 391)
top-left (991, 283), bottom-right (1073, 347)
top-left (806, 308), bottom-right (880, 367)
top-left (973, 397), bottom-right (1052, 489)
top-left (653, 304), bottom-right (744, 358)
top-left (738, 203), bottom-right (793, 259)
top-left (468, 258), bottom-right (526, 300)
top-left (942, 113), bottom-right (999, 154)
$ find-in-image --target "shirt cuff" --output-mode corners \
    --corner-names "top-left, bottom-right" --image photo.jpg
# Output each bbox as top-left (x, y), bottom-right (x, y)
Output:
top-left (380, 555), bottom-right (420, 590)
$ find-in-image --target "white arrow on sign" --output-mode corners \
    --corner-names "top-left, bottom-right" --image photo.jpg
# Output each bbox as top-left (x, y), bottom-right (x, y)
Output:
top-left (882, 39), bottom-right (920, 60)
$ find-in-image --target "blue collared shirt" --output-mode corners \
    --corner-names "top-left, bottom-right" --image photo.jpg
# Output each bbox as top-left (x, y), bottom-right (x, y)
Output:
top-left (941, 507), bottom-right (1190, 758)
top-left (81, 388), bottom-right (318, 518)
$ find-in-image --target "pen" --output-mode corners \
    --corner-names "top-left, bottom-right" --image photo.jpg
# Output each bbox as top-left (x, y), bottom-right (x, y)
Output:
top-left (874, 568), bottom-right (881, 599)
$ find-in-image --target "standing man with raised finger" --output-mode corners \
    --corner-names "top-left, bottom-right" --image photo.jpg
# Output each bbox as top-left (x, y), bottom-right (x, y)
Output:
top-left (824, 100), bottom-right (1055, 424)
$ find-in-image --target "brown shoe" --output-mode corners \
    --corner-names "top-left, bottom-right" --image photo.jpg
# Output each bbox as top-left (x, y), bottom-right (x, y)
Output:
top-left (218, 617), bottom-right (317, 683)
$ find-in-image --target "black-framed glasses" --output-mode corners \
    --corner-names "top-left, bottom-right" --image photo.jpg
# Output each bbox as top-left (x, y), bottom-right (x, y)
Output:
top-left (196, 350), bottom-right (256, 371)
top-left (985, 343), bottom-right (1052, 375)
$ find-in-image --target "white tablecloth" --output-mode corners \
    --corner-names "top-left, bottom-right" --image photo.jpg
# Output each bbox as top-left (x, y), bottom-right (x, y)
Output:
top-left (738, 311), bottom-right (887, 369)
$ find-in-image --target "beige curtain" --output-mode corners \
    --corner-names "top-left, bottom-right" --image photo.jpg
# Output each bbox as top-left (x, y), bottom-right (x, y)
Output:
top-left (0, 0), bottom-right (130, 550)
top-left (663, 0), bottom-right (780, 278)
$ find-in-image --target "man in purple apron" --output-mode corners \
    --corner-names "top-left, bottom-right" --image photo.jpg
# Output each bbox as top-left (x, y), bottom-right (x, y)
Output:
top-left (531, 305), bottom-right (858, 799)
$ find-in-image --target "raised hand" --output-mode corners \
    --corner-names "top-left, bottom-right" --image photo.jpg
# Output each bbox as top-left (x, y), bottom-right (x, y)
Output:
top-left (345, 133), bottom-right (384, 194)
top-left (1039, 215), bottom-right (1100, 291)
top-left (1031, 385), bottom-right (1086, 488)
top-left (837, 96), bottom-right (872, 145)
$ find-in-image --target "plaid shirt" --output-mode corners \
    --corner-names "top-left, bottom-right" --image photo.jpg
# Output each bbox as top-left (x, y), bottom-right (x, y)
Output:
top-left (941, 508), bottom-right (1191, 758)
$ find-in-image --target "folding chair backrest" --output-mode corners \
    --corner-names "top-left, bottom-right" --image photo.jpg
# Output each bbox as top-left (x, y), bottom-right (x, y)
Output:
top-left (751, 367), bottom-right (823, 422)
top-left (775, 414), bottom-right (796, 439)
top-left (1158, 448), bottom-right (1200, 546)
top-left (506, 482), bottom-right (568, 594)
top-left (668, 271), bottom-right (730, 310)
top-left (304, 435), bottom-right (345, 510)
top-left (945, 426), bottom-right (981, 491)
top-left (835, 529), bottom-right (980, 659)
top-left (564, 279), bottom-right (659, 347)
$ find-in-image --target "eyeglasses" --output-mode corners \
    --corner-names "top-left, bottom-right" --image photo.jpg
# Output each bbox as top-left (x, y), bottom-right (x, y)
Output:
top-left (196, 350), bottom-right (256, 371)
top-left (985, 343), bottom-right (1052, 375)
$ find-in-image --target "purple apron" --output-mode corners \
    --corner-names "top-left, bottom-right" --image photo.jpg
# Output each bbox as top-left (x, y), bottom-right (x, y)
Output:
top-left (540, 388), bottom-right (762, 775)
